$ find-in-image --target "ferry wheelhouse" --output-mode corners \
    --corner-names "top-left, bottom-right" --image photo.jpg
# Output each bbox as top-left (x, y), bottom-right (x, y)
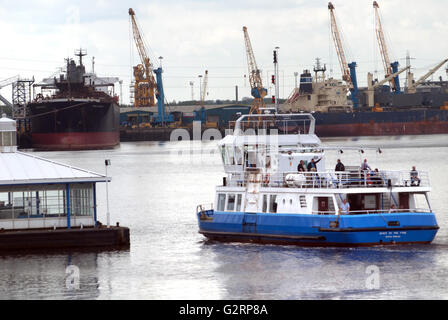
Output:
top-left (197, 113), bottom-right (439, 246)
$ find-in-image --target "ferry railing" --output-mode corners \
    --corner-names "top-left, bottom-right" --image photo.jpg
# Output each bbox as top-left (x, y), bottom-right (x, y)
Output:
top-left (312, 208), bottom-right (432, 215)
top-left (197, 203), bottom-right (214, 220)
top-left (222, 170), bottom-right (429, 189)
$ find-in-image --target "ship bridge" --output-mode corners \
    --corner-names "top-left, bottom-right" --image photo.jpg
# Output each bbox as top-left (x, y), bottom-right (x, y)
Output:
top-left (218, 113), bottom-right (326, 187)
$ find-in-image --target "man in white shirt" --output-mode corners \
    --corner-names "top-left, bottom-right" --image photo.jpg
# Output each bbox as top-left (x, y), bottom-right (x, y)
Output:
top-left (361, 159), bottom-right (371, 171)
top-left (340, 199), bottom-right (350, 215)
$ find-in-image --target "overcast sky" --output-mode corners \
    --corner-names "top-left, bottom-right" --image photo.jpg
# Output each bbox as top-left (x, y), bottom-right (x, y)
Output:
top-left (0, 0), bottom-right (447, 105)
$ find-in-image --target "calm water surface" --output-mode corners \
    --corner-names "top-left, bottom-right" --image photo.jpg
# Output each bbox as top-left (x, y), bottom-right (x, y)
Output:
top-left (1, 134), bottom-right (448, 300)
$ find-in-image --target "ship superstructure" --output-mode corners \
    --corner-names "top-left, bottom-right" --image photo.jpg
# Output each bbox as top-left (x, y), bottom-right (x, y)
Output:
top-left (283, 59), bottom-right (351, 113)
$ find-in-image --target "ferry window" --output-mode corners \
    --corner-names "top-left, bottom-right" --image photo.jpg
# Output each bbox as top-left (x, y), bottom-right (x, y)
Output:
top-left (262, 194), bottom-right (268, 213)
top-left (235, 147), bottom-right (243, 165)
top-left (300, 195), bottom-right (307, 208)
top-left (217, 194), bottom-right (226, 211)
top-left (226, 146), bottom-right (235, 165)
top-left (247, 146), bottom-right (257, 168)
top-left (220, 147), bottom-right (226, 164)
top-left (412, 193), bottom-right (430, 212)
top-left (236, 194), bottom-right (242, 211)
top-left (269, 195), bottom-right (277, 213)
top-left (364, 195), bottom-right (377, 209)
top-left (227, 194), bottom-right (236, 211)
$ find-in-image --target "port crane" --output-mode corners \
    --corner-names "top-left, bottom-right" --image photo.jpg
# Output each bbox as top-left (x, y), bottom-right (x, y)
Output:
top-left (328, 2), bottom-right (359, 108)
top-left (129, 8), bottom-right (172, 125)
top-left (407, 58), bottom-right (448, 94)
top-left (373, 1), bottom-right (401, 93)
top-left (243, 26), bottom-right (267, 114)
top-left (129, 8), bottom-right (156, 107)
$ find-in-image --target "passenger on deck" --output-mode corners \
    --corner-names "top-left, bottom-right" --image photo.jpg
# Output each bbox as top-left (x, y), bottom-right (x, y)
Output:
top-left (307, 157), bottom-right (322, 171)
top-left (335, 159), bottom-right (345, 172)
top-left (297, 160), bottom-right (306, 172)
top-left (340, 199), bottom-right (350, 215)
top-left (334, 159), bottom-right (345, 188)
top-left (410, 166), bottom-right (421, 186)
top-left (370, 168), bottom-right (382, 186)
top-left (389, 204), bottom-right (397, 213)
top-left (361, 159), bottom-right (372, 171)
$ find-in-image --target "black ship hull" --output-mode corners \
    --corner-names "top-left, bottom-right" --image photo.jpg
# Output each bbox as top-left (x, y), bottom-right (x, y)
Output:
top-left (311, 107), bottom-right (448, 136)
top-left (28, 99), bottom-right (120, 150)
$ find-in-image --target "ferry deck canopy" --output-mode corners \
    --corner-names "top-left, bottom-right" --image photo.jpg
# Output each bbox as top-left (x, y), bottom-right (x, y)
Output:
top-left (218, 133), bottom-right (321, 148)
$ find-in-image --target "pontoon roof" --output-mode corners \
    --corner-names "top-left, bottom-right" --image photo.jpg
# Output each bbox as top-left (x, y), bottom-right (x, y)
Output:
top-left (0, 151), bottom-right (109, 186)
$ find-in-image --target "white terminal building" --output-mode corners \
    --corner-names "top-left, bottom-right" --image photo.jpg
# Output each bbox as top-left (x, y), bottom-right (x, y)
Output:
top-left (0, 114), bottom-right (109, 230)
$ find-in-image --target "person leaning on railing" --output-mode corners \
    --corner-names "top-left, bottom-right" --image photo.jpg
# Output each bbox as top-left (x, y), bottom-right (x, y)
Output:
top-left (297, 160), bottom-right (306, 172)
top-left (339, 199), bottom-right (350, 215)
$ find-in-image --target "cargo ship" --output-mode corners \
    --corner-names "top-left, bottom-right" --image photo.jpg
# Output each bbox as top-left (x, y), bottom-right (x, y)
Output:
top-left (281, 59), bottom-right (448, 137)
top-left (27, 50), bottom-right (120, 150)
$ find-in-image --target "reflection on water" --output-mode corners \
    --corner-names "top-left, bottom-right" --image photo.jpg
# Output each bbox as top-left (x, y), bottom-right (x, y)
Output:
top-left (1, 135), bottom-right (447, 299)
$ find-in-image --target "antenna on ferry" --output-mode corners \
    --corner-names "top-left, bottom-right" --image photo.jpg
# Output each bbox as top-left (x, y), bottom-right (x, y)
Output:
top-left (105, 159), bottom-right (111, 228)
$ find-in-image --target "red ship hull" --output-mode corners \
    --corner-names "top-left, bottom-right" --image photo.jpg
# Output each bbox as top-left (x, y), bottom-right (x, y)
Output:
top-left (32, 132), bottom-right (120, 151)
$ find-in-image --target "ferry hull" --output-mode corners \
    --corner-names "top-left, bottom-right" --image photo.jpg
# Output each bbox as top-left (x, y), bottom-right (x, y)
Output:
top-left (198, 211), bottom-right (439, 247)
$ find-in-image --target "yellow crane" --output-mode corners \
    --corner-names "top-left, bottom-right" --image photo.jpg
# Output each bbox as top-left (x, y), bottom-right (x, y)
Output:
top-left (243, 26), bottom-right (267, 114)
top-left (129, 8), bottom-right (156, 107)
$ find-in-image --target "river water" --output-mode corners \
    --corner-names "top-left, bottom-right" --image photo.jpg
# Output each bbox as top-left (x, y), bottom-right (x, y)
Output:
top-left (1, 134), bottom-right (448, 300)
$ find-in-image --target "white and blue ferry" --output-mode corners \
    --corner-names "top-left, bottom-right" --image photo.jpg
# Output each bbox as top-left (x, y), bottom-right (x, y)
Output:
top-left (197, 113), bottom-right (439, 246)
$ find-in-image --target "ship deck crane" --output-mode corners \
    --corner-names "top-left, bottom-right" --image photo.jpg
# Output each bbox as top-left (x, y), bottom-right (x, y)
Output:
top-left (243, 26), bottom-right (267, 114)
top-left (129, 8), bottom-right (172, 125)
top-left (366, 66), bottom-right (409, 108)
top-left (129, 8), bottom-right (156, 108)
top-left (373, 1), bottom-right (401, 93)
top-left (328, 2), bottom-right (359, 108)
top-left (407, 58), bottom-right (448, 94)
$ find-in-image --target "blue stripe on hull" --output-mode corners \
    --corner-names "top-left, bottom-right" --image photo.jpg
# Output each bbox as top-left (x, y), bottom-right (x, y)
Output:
top-left (197, 211), bottom-right (438, 246)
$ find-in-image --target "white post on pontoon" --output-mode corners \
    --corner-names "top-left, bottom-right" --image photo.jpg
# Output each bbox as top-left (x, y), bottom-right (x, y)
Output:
top-left (105, 159), bottom-right (111, 228)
